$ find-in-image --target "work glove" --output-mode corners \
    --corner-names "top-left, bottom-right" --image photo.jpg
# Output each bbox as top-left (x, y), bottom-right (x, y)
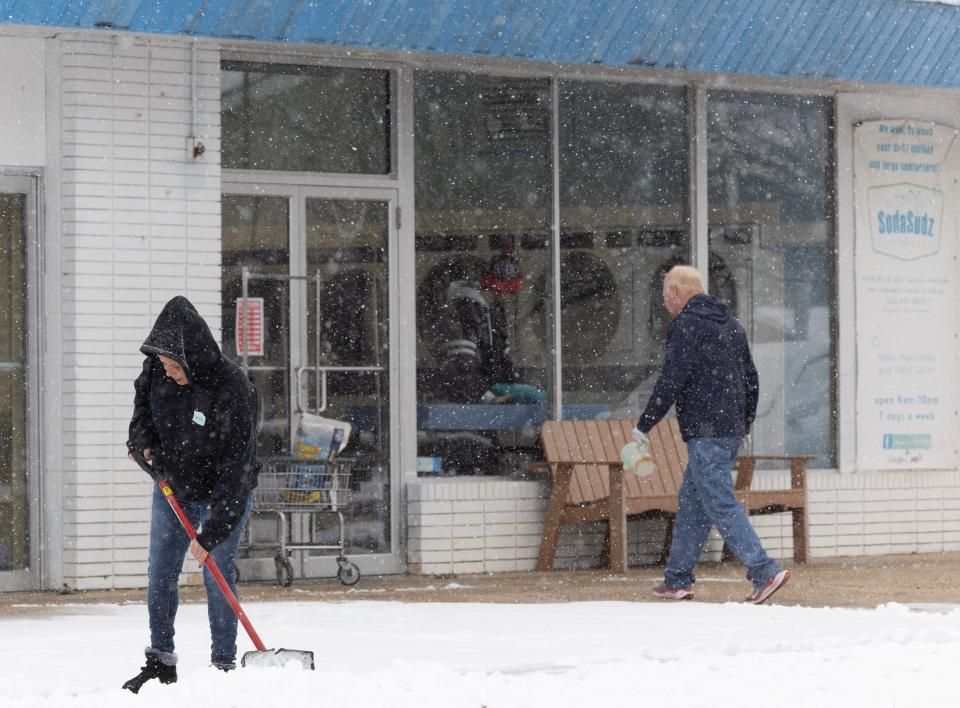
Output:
top-left (620, 428), bottom-right (654, 478)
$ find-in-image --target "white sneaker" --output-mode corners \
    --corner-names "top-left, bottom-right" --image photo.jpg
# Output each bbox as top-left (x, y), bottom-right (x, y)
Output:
top-left (746, 569), bottom-right (790, 605)
top-left (652, 584), bottom-right (694, 601)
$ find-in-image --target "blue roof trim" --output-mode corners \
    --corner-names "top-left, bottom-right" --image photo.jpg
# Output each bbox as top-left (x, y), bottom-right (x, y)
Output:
top-left (0, 0), bottom-right (957, 87)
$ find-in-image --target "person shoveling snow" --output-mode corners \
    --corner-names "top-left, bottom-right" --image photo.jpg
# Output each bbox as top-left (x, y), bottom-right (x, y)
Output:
top-left (123, 296), bottom-right (313, 693)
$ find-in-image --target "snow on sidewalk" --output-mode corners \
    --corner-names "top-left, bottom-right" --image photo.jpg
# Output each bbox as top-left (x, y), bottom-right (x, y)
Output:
top-left (1, 600), bottom-right (957, 707)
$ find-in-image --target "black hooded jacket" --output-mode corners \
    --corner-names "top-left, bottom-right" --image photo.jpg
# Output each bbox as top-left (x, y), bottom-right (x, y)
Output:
top-left (127, 296), bottom-right (261, 550)
top-left (637, 293), bottom-right (759, 441)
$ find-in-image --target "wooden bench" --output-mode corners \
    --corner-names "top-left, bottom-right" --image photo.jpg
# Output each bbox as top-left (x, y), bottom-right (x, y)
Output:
top-left (533, 418), bottom-right (813, 573)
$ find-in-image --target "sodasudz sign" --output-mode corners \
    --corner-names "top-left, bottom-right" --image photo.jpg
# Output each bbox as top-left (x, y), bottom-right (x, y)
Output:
top-left (875, 206), bottom-right (936, 239)
top-left (855, 120), bottom-right (959, 470)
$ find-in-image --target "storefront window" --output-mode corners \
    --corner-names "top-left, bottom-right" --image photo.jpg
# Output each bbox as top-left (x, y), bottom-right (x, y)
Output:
top-left (414, 71), bottom-right (553, 477)
top-left (221, 62), bottom-right (391, 174)
top-left (708, 91), bottom-right (835, 467)
top-left (558, 81), bottom-right (689, 416)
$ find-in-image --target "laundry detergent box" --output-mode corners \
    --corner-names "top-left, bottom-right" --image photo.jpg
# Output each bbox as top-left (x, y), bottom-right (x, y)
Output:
top-left (294, 412), bottom-right (352, 461)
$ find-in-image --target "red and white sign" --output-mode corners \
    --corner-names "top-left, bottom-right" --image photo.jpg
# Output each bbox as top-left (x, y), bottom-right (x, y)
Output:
top-left (235, 297), bottom-right (265, 357)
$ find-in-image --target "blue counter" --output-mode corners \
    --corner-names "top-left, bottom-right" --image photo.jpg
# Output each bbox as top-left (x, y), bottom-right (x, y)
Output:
top-left (345, 403), bottom-right (610, 431)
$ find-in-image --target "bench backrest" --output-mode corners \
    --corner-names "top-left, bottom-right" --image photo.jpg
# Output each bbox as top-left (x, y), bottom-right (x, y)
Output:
top-left (540, 418), bottom-right (687, 506)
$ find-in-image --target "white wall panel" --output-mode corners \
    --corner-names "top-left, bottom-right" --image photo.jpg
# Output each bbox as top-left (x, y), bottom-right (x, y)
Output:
top-left (0, 36), bottom-right (45, 165)
top-left (57, 34), bottom-right (221, 590)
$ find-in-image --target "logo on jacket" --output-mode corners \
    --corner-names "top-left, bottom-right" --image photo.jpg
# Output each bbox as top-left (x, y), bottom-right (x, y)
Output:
top-left (192, 410), bottom-right (206, 426)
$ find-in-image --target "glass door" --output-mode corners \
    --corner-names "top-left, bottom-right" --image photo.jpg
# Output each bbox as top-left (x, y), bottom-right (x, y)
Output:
top-left (0, 175), bottom-right (38, 591)
top-left (222, 195), bottom-right (292, 455)
top-left (223, 186), bottom-right (400, 577)
top-left (299, 191), bottom-right (395, 573)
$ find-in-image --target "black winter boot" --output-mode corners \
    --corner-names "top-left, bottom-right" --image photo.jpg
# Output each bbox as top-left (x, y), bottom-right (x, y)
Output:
top-left (122, 648), bottom-right (177, 693)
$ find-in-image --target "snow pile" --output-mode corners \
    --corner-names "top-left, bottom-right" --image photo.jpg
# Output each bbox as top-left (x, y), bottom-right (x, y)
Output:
top-left (1, 600), bottom-right (957, 707)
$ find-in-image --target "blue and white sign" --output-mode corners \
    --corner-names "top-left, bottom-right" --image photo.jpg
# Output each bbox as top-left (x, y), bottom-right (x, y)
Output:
top-left (867, 183), bottom-right (942, 261)
top-left (855, 120), bottom-right (960, 470)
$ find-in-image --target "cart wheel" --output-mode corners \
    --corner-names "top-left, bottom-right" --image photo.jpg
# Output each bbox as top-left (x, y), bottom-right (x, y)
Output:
top-left (337, 561), bottom-right (361, 586)
top-left (275, 556), bottom-right (294, 587)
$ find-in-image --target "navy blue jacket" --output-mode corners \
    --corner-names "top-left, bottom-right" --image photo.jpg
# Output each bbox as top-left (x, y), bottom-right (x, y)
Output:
top-left (636, 293), bottom-right (759, 441)
top-left (128, 296), bottom-right (261, 550)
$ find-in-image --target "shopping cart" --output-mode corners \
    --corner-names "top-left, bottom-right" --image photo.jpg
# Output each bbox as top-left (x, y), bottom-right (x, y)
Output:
top-left (243, 456), bottom-right (361, 587)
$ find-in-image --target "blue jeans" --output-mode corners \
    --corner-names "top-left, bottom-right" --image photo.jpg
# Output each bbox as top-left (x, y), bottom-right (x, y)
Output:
top-left (664, 437), bottom-right (781, 590)
top-left (147, 486), bottom-right (253, 666)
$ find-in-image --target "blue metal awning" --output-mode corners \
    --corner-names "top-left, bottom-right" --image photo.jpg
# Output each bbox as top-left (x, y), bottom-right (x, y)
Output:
top-left (0, 0), bottom-right (957, 88)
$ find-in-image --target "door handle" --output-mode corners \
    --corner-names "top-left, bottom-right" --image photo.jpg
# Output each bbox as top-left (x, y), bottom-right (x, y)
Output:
top-left (295, 365), bottom-right (385, 414)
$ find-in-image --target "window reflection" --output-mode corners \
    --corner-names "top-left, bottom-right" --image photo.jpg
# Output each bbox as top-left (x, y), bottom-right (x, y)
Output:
top-left (708, 91), bottom-right (835, 467)
top-left (558, 81), bottom-right (689, 415)
top-left (221, 62), bottom-right (391, 174)
top-left (415, 71), bottom-right (553, 477)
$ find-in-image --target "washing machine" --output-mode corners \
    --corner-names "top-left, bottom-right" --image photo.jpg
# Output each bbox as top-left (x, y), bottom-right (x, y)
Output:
top-left (513, 228), bottom-right (685, 394)
top-left (414, 234), bottom-right (492, 377)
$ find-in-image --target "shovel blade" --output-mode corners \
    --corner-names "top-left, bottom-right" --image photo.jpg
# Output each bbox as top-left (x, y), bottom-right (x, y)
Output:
top-left (241, 648), bottom-right (315, 670)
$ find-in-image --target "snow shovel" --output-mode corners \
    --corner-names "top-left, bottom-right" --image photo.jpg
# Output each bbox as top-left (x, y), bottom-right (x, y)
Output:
top-left (130, 450), bottom-right (315, 670)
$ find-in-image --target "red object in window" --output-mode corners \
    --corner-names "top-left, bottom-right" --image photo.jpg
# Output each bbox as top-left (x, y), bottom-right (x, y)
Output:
top-left (235, 298), bottom-right (265, 357)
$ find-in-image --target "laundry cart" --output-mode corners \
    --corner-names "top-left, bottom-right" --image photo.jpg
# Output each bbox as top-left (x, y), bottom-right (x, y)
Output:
top-left (245, 456), bottom-right (361, 587)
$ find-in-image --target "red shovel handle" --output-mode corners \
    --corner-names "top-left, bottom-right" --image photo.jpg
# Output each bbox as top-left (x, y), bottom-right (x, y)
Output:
top-left (154, 478), bottom-right (267, 652)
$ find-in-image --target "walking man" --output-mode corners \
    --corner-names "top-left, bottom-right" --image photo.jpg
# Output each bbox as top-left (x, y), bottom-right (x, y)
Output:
top-left (631, 265), bottom-right (789, 604)
top-left (123, 296), bottom-right (261, 692)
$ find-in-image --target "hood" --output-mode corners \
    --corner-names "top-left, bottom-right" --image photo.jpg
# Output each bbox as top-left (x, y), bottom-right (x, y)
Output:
top-left (682, 293), bottom-right (731, 324)
top-left (140, 296), bottom-right (222, 384)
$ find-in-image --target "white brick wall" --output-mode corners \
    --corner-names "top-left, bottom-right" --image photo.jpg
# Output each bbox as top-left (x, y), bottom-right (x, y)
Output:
top-left (406, 469), bottom-right (960, 575)
top-left (407, 478), bottom-right (718, 575)
top-left (807, 469), bottom-right (960, 557)
top-left (407, 480), bottom-right (548, 574)
top-left (58, 34), bottom-right (221, 590)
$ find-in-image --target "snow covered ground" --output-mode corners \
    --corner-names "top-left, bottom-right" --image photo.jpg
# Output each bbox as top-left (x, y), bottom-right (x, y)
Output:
top-left (2, 598), bottom-right (957, 707)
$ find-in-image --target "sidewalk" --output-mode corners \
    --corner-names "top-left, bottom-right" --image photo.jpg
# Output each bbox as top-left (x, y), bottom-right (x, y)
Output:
top-left (4, 551), bottom-right (959, 616)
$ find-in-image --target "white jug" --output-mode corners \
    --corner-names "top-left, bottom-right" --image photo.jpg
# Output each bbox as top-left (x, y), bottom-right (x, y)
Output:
top-left (619, 441), bottom-right (655, 478)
